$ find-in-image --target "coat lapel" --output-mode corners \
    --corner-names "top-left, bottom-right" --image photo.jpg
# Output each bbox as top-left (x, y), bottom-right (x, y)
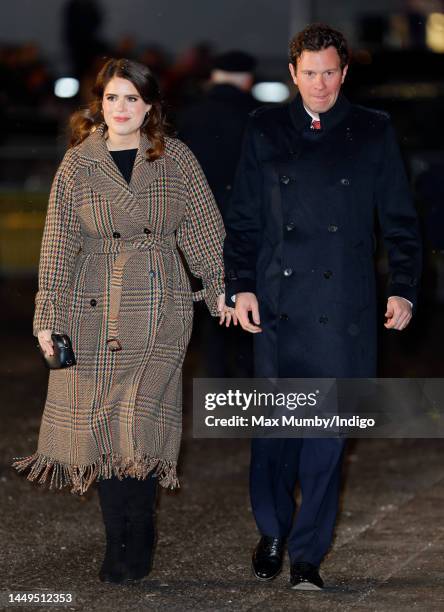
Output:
top-left (129, 141), bottom-right (162, 197)
top-left (78, 123), bottom-right (160, 225)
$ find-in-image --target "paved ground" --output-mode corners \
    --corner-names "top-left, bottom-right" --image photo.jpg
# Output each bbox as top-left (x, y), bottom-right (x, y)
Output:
top-left (1, 282), bottom-right (444, 611)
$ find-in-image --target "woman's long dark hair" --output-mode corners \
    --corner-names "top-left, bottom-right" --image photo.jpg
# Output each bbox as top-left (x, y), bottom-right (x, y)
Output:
top-left (69, 58), bottom-right (168, 160)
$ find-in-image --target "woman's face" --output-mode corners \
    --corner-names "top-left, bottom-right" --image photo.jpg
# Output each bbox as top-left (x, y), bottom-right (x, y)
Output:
top-left (102, 76), bottom-right (151, 138)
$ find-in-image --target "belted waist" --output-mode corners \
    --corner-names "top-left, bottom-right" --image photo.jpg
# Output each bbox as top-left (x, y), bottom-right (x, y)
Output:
top-left (83, 232), bottom-right (206, 352)
top-left (81, 233), bottom-right (176, 255)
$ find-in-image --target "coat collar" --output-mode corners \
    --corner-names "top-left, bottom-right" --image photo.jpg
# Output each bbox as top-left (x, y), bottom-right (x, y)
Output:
top-left (289, 91), bottom-right (351, 133)
top-left (78, 122), bottom-right (152, 168)
top-left (77, 123), bottom-right (160, 225)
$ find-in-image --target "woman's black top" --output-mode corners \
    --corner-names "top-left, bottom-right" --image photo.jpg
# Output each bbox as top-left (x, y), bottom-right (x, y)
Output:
top-left (109, 148), bottom-right (138, 184)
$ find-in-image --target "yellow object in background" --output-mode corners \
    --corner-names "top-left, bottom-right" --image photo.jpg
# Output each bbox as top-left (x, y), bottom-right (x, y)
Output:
top-left (427, 13), bottom-right (444, 53)
top-left (0, 193), bottom-right (47, 274)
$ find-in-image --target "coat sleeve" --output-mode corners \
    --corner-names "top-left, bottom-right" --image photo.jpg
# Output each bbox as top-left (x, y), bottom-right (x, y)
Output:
top-left (33, 149), bottom-right (82, 336)
top-left (223, 117), bottom-right (263, 302)
top-left (375, 119), bottom-right (422, 311)
top-left (175, 142), bottom-right (225, 317)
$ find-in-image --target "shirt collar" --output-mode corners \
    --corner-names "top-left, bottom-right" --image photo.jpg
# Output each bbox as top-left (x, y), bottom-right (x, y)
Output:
top-left (303, 105), bottom-right (320, 122)
top-left (289, 92), bottom-right (351, 133)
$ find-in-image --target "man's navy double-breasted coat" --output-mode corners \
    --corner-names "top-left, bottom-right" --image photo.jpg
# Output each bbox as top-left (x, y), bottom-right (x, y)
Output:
top-left (224, 93), bottom-right (422, 379)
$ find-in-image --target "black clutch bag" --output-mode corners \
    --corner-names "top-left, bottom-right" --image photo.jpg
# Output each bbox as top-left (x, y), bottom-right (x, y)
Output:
top-left (38, 333), bottom-right (76, 369)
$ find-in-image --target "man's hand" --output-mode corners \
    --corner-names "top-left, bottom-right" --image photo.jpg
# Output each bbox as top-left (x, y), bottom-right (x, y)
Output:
top-left (234, 292), bottom-right (262, 333)
top-left (384, 297), bottom-right (412, 330)
top-left (37, 329), bottom-right (54, 356)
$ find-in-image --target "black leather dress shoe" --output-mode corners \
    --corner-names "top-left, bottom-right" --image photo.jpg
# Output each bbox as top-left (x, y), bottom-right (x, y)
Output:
top-left (290, 562), bottom-right (324, 590)
top-left (252, 536), bottom-right (284, 581)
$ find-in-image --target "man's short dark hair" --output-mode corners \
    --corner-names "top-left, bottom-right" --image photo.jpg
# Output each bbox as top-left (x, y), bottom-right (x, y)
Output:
top-left (289, 23), bottom-right (349, 70)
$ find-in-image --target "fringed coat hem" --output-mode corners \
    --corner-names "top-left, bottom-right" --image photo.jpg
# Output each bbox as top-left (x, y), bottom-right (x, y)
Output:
top-left (12, 450), bottom-right (179, 495)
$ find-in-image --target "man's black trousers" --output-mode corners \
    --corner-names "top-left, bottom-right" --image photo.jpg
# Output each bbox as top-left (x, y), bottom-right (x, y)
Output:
top-left (250, 437), bottom-right (346, 566)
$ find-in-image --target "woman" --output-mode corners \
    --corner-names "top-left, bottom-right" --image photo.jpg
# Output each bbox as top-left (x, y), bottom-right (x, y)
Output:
top-left (12, 58), bottom-right (233, 583)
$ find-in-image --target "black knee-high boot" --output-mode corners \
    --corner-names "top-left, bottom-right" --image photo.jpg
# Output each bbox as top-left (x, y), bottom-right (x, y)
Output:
top-left (123, 473), bottom-right (158, 581)
top-left (97, 475), bottom-right (127, 583)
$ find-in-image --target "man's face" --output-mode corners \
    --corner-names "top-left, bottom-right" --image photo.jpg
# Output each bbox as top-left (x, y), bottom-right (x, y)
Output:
top-left (289, 46), bottom-right (348, 114)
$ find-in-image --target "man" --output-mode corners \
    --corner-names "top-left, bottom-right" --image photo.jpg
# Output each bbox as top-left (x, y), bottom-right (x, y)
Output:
top-left (178, 50), bottom-right (258, 222)
top-left (223, 24), bottom-right (421, 590)
top-left (178, 51), bottom-right (258, 377)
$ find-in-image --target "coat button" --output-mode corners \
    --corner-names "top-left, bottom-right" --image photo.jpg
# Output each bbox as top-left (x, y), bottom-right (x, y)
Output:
top-left (280, 313), bottom-right (289, 321)
top-left (143, 227), bottom-right (151, 235)
top-left (283, 268), bottom-right (293, 277)
top-left (113, 231), bottom-right (121, 238)
top-left (340, 178), bottom-right (350, 186)
top-left (90, 299), bottom-right (97, 307)
top-left (323, 270), bottom-right (333, 279)
top-left (286, 222), bottom-right (295, 231)
top-left (328, 224), bottom-right (338, 233)
top-left (280, 175), bottom-right (290, 184)
top-left (319, 315), bottom-right (329, 324)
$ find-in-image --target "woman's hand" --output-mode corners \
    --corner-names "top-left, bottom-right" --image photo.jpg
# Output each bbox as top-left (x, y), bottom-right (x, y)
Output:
top-left (217, 294), bottom-right (238, 327)
top-left (37, 330), bottom-right (54, 356)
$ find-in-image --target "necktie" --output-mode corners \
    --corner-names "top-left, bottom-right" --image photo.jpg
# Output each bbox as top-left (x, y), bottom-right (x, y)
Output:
top-left (311, 119), bottom-right (321, 130)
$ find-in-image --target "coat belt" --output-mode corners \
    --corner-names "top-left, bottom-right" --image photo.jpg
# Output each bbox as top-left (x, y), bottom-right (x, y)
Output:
top-left (81, 233), bottom-right (176, 255)
top-left (80, 233), bottom-right (205, 351)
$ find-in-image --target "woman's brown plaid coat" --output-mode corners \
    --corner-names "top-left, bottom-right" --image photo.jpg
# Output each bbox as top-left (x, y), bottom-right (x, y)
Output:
top-left (12, 124), bottom-right (225, 495)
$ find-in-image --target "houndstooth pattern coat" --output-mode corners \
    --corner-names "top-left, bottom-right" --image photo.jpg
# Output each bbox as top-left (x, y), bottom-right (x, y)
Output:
top-left (12, 123), bottom-right (225, 495)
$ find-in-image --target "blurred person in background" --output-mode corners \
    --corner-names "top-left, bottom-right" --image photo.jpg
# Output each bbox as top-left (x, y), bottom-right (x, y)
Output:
top-left (138, 45), bottom-right (169, 83)
top-left (0, 43), bottom-right (53, 108)
top-left (64, 0), bottom-right (108, 80)
top-left (224, 23), bottom-right (421, 590)
top-left (178, 51), bottom-right (258, 221)
top-left (12, 58), bottom-right (233, 584)
top-left (178, 50), bottom-right (258, 377)
top-left (163, 42), bottom-right (213, 109)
